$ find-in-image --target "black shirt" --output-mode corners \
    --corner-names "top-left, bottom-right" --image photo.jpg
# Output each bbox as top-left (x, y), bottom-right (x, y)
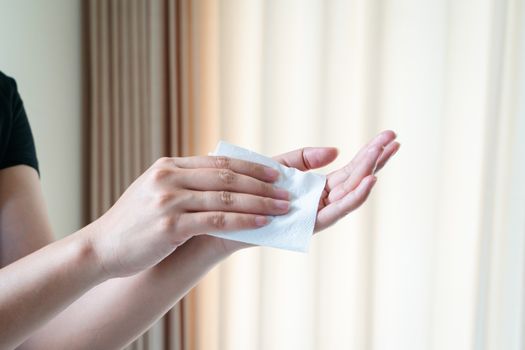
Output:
top-left (0, 71), bottom-right (39, 174)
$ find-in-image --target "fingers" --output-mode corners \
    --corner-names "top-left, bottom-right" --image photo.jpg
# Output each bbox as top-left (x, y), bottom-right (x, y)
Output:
top-left (326, 130), bottom-right (396, 190)
top-left (327, 146), bottom-right (382, 202)
top-left (347, 130), bottom-right (396, 173)
top-left (182, 190), bottom-right (290, 216)
top-left (315, 175), bottom-right (377, 232)
top-left (175, 168), bottom-right (289, 200)
top-left (176, 211), bottom-right (269, 236)
top-left (375, 141), bottom-right (400, 173)
top-left (173, 156), bottom-right (280, 183)
top-left (273, 147), bottom-right (339, 171)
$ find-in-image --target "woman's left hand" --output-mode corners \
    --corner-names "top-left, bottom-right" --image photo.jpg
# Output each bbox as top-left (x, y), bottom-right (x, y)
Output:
top-left (199, 130), bottom-right (399, 254)
top-left (274, 130), bottom-right (399, 232)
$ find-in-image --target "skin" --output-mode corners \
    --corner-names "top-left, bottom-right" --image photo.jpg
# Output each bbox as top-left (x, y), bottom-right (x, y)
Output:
top-left (0, 130), bottom-right (399, 350)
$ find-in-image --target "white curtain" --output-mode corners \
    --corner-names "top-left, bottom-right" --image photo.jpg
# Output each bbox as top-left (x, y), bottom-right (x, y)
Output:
top-left (185, 0), bottom-right (525, 349)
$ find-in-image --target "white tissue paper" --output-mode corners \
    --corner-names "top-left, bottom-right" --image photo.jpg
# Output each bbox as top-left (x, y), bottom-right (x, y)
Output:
top-left (208, 141), bottom-right (326, 253)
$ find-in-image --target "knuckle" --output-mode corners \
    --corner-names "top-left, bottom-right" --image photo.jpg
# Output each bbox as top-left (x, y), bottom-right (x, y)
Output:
top-left (251, 163), bottom-right (263, 177)
top-left (259, 181), bottom-right (271, 195)
top-left (218, 169), bottom-right (236, 184)
top-left (201, 191), bottom-right (212, 207)
top-left (208, 213), bottom-right (226, 229)
top-left (154, 192), bottom-right (175, 208)
top-left (159, 216), bottom-right (177, 233)
top-left (215, 156), bottom-right (231, 169)
top-left (150, 168), bottom-right (172, 183)
top-left (220, 191), bottom-right (234, 205)
top-left (181, 190), bottom-right (195, 204)
top-left (155, 157), bottom-right (173, 167)
top-left (263, 197), bottom-right (274, 210)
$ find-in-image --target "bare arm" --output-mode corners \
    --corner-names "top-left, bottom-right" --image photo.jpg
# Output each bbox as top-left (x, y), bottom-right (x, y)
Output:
top-left (20, 131), bottom-right (399, 349)
top-left (1, 157), bottom-right (287, 349)
top-left (5, 131), bottom-right (398, 350)
top-left (20, 235), bottom-right (230, 350)
top-left (0, 166), bottom-right (105, 350)
top-left (0, 166), bottom-right (53, 267)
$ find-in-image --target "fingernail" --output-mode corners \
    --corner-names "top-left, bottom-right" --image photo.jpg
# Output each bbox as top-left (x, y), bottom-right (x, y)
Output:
top-left (264, 167), bottom-right (280, 180)
top-left (275, 200), bottom-right (289, 210)
top-left (255, 216), bottom-right (268, 226)
top-left (274, 188), bottom-right (290, 200)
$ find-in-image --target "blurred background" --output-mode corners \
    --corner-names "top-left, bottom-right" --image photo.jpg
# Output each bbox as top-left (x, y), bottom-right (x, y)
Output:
top-left (1, 0), bottom-right (525, 349)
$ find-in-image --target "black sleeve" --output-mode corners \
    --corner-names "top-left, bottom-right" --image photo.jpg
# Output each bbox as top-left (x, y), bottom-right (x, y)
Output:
top-left (0, 74), bottom-right (39, 175)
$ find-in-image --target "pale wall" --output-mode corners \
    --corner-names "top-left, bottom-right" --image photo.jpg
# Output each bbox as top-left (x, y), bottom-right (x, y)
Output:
top-left (0, 0), bottom-right (83, 238)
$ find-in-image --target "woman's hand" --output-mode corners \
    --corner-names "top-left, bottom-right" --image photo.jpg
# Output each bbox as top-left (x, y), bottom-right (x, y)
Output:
top-left (209, 130), bottom-right (399, 254)
top-left (87, 156), bottom-right (290, 278)
top-left (275, 130), bottom-right (399, 232)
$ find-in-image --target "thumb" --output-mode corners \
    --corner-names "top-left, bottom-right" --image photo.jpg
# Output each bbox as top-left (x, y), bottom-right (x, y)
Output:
top-left (273, 147), bottom-right (338, 171)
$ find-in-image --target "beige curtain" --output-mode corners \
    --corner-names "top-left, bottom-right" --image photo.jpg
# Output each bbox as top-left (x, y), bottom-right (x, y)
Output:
top-left (194, 0), bottom-right (525, 350)
top-left (85, 0), bottom-right (219, 348)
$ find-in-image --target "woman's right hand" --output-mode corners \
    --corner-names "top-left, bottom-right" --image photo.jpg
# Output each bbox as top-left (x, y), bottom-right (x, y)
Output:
top-left (87, 156), bottom-right (290, 278)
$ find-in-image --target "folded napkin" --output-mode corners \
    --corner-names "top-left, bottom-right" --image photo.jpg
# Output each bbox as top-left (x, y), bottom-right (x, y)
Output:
top-left (208, 141), bottom-right (326, 252)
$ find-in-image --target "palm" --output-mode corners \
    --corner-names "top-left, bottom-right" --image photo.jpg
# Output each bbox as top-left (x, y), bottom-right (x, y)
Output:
top-left (274, 130), bottom-right (399, 232)
top-left (203, 130), bottom-right (399, 254)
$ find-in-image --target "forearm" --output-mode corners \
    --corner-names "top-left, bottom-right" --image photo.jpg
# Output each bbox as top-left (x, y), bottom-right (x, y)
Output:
top-left (0, 226), bottom-right (104, 349)
top-left (20, 235), bottom-right (234, 350)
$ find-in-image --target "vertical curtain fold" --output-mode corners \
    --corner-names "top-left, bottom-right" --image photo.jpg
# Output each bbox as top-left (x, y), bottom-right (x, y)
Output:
top-left (85, 0), bottom-right (201, 349)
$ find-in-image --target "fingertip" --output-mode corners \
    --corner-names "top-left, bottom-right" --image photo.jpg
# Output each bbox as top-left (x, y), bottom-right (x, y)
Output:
top-left (374, 130), bottom-right (397, 146)
top-left (274, 188), bottom-right (290, 200)
top-left (389, 143), bottom-right (400, 157)
top-left (317, 146), bottom-right (339, 162)
top-left (274, 199), bottom-right (290, 212)
top-left (325, 146), bottom-right (339, 156)
top-left (323, 147), bottom-right (339, 163)
top-left (255, 216), bottom-right (269, 226)
top-left (263, 166), bottom-right (280, 181)
top-left (305, 147), bottom-right (339, 168)
top-left (326, 146), bottom-right (339, 155)
top-left (382, 129), bottom-right (397, 138)
top-left (384, 141), bottom-right (400, 158)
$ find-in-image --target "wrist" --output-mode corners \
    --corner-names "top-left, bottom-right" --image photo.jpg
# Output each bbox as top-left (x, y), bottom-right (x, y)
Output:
top-left (192, 235), bottom-right (238, 261)
top-left (200, 235), bottom-right (252, 258)
top-left (73, 223), bottom-right (111, 284)
top-left (148, 235), bottom-right (233, 280)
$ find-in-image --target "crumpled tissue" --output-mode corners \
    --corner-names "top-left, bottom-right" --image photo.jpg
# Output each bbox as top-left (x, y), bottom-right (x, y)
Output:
top-left (208, 141), bottom-right (326, 252)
